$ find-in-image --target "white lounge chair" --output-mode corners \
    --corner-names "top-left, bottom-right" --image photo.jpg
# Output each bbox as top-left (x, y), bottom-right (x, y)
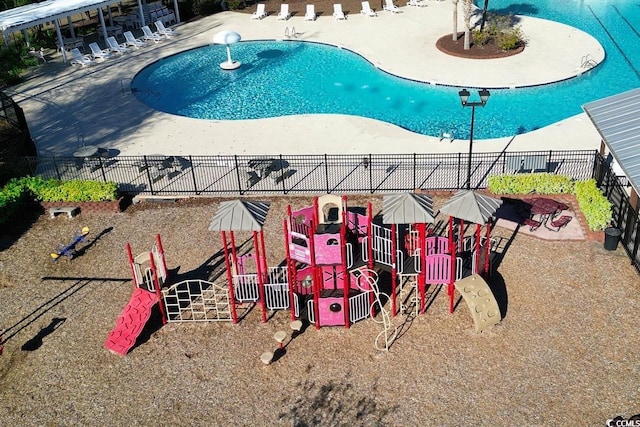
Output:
top-left (154, 20), bottom-right (178, 37)
top-left (276, 4), bottom-right (291, 20)
top-left (333, 3), bottom-right (346, 20)
top-left (304, 4), bottom-right (317, 20)
top-left (107, 36), bottom-right (130, 54)
top-left (124, 31), bottom-right (146, 48)
top-left (88, 42), bottom-right (112, 60)
top-left (406, 0), bottom-right (426, 6)
top-left (141, 25), bottom-right (163, 43)
top-left (29, 47), bottom-right (47, 63)
top-left (360, 1), bottom-right (378, 16)
top-left (383, 0), bottom-right (401, 12)
top-left (252, 3), bottom-right (267, 19)
top-left (69, 48), bottom-right (94, 67)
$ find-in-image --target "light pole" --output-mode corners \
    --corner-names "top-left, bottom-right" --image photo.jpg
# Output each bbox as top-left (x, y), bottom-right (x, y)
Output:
top-left (458, 88), bottom-right (490, 189)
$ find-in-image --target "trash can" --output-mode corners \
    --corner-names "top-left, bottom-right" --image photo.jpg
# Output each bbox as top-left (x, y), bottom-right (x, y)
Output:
top-left (604, 227), bottom-right (622, 251)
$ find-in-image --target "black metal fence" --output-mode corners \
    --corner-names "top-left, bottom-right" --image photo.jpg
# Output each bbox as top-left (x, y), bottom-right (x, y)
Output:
top-left (593, 153), bottom-right (640, 273)
top-left (21, 149), bottom-right (598, 196)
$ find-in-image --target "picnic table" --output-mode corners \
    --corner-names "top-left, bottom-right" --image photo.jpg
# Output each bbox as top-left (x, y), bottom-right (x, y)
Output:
top-left (524, 197), bottom-right (568, 230)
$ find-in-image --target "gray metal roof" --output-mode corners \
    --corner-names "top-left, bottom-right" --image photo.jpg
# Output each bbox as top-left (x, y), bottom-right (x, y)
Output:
top-left (0, 0), bottom-right (120, 34)
top-left (583, 88), bottom-right (640, 196)
top-left (382, 193), bottom-right (435, 224)
top-left (208, 200), bottom-right (270, 231)
top-left (438, 190), bottom-right (502, 225)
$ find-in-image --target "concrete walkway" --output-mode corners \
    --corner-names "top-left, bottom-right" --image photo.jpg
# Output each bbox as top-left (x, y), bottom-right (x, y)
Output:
top-left (6, 6), bottom-right (605, 156)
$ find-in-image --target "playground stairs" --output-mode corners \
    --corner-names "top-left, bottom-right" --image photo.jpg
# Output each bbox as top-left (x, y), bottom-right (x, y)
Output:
top-left (104, 287), bottom-right (158, 355)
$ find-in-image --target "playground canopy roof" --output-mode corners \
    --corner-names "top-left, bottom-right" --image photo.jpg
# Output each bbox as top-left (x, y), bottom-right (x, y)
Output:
top-left (382, 193), bottom-right (435, 224)
top-left (208, 200), bottom-right (270, 231)
top-left (582, 87), bottom-right (640, 197)
top-left (0, 0), bottom-right (120, 34)
top-left (438, 190), bottom-right (502, 225)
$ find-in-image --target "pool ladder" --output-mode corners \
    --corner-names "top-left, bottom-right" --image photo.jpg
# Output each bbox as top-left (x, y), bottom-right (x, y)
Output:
top-left (580, 54), bottom-right (598, 70)
top-left (284, 26), bottom-right (297, 38)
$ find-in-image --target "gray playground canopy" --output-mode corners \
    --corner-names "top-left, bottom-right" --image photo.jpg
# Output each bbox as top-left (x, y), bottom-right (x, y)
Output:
top-left (583, 87), bottom-right (640, 197)
top-left (382, 193), bottom-right (436, 224)
top-left (438, 190), bottom-right (502, 225)
top-left (208, 200), bottom-right (270, 232)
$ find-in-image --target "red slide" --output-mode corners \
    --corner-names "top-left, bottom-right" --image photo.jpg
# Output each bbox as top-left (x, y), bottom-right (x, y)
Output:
top-left (104, 288), bottom-right (158, 356)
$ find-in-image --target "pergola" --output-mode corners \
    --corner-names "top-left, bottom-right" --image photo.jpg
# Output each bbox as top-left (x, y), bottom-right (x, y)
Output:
top-left (583, 87), bottom-right (640, 209)
top-left (0, 0), bottom-right (179, 61)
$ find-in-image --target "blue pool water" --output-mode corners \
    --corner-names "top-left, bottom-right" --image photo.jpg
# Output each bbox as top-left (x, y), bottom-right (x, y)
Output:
top-left (131, 0), bottom-right (640, 139)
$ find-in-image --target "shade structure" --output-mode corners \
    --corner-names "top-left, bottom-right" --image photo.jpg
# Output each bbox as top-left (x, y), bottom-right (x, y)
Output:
top-left (438, 190), bottom-right (502, 224)
top-left (382, 193), bottom-right (436, 224)
top-left (208, 200), bottom-right (270, 231)
top-left (213, 30), bottom-right (241, 70)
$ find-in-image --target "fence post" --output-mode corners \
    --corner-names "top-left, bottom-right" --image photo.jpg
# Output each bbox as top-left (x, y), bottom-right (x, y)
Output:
top-left (547, 150), bottom-right (552, 173)
top-left (189, 155), bottom-right (199, 195)
top-left (280, 154), bottom-right (287, 195)
top-left (457, 153), bottom-right (462, 189)
top-left (235, 155), bottom-right (243, 195)
top-left (52, 156), bottom-right (61, 180)
top-left (143, 155), bottom-right (155, 195)
top-left (324, 153), bottom-right (329, 193)
top-left (97, 157), bottom-right (107, 182)
top-left (413, 153), bottom-right (416, 190)
top-left (369, 153), bottom-right (373, 194)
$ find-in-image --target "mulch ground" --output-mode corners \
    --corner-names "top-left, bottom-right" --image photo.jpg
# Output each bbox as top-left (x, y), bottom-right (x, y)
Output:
top-left (1, 194), bottom-right (639, 425)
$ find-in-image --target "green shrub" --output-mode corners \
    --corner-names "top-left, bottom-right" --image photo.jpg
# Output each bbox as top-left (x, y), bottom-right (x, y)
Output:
top-left (497, 27), bottom-right (524, 51)
top-left (0, 177), bottom-right (119, 225)
top-left (574, 179), bottom-right (612, 231)
top-left (27, 178), bottom-right (119, 202)
top-left (472, 28), bottom-right (491, 46)
top-left (488, 173), bottom-right (574, 195)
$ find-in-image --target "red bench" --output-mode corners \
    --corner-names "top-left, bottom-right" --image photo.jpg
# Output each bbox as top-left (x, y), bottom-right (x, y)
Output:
top-left (550, 215), bottom-right (572, 232)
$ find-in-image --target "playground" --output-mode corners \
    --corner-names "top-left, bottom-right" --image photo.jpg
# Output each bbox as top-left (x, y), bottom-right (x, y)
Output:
top-left (0, 194), bottom-right (638, 425)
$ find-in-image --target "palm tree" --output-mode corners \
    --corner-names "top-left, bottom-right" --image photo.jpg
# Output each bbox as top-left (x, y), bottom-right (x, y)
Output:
top-left (480, 0), bottom-right (489, 31)
top-left (452, 0), bottom-right (459, 41)
top-left (462, 0), bottom-right (472, 50)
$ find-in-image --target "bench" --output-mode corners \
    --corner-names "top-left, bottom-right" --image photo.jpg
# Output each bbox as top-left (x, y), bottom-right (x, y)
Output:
top-left (549, 215), bottom-right (572, 232)
top-left (49, 206), bottom-right (79, 219)
top-left (523, 218), bottom-right (541, 231)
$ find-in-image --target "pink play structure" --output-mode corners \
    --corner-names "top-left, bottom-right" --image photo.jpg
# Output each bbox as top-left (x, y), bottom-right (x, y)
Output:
top-left (105, 192), bottom-right (501, 351)
top-left (104, 235), bottom-right (168, 355)
top-left (284, 194), bottom-right (374, 329)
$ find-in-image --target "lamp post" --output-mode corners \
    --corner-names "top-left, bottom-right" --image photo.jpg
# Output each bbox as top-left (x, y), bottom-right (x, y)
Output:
top-left (458, 88), bottom-right (490, 189)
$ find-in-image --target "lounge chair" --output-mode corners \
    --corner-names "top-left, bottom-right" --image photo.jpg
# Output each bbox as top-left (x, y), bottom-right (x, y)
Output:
top-left (360, 1), bottom-right (378, 16)
top-left (252, 3), bottom-right (267, 19)
top-left (88, 42), bottom-right (112, 60)
top-left (69, 48), bottom-right (94, 67)
top-left (276, 4), bottom-right (291, 20)
top-left (406, 0), bottom-right (426, 6)
top-left (107, 36), bottom-right (130, 54)
top-left (383, 0), bottom-right (401, 12)
top-left (333, 3), bottom-right (346, 20)
top-left (154, 20), bottom-right (178, 37)
top-left (124, 31), bottom-right (146, 48)
top-left (304, 4), bottom-right (317, 20)
top-left (141, 25), bottom-right (163, 43)
top-left (29, 47), bottom-right (47, 63)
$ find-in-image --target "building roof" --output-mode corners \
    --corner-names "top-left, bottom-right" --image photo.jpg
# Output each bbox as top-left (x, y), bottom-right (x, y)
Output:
top-left (0, 0), bottom-right (119, 34)
top-left (583, 87), bottom-right (640, 195)
top-left (208, 200), bottom-right (270, 231)
top-left (438, 190), bottom-right (502, 225)
top-left (382, 193), bottom-right (435, 224)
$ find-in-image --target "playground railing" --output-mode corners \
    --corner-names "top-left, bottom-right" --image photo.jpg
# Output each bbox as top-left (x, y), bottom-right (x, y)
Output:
top-left (18, 149), bottom-right (597, 196)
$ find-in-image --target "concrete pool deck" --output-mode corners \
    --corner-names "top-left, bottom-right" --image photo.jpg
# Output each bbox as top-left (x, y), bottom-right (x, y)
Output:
top-left (6, 5), bottom-right (605, 156)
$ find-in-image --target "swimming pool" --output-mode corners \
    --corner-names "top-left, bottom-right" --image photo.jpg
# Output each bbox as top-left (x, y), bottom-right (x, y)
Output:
top-left (131, 0), bottom-right (640, 139)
